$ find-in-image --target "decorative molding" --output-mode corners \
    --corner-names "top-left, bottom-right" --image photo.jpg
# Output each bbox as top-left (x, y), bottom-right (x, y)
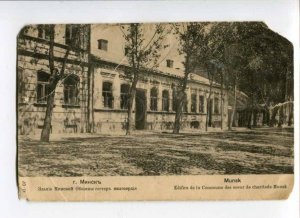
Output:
top-left (62, 104), bottom-right (80, 109)
top-left (94, 108), bottom-right (127, 113)
top-left (18, 49), bottom-right (89, 67)
top-left (140, 78), bottom-right (149, 84)
top-left (34, 103), bottom-right (56, 108)
top-left (100, 71), bottom-right (116, 78)
top-left (150, 79), bottom-right (160, 85)
top-left (147, 111), bottom-right (175, 115)
top-left (161, 82), bottom-right (170, 87)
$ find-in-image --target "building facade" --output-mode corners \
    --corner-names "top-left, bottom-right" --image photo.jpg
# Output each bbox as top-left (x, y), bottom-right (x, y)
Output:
top-left (17, 24), bottom-right (228, 135)
top-left (17, 24), bottom-right (90, 135)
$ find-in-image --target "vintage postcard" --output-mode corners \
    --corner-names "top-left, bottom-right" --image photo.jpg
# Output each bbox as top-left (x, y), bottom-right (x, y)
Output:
top-left (17, 22), bottom-right (294, 201)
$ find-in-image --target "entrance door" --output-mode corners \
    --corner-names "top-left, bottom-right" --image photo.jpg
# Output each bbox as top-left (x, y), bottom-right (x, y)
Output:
top-left (135, 89), bottom-right (147, 130)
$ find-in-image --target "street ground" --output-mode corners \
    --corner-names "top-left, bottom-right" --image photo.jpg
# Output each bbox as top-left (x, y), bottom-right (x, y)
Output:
top-left (18, 127), bottom-right (294, 176)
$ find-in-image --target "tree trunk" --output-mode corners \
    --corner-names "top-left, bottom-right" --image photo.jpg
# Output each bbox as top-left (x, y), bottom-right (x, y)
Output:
top-left (288, 103), bottom-right (293, 126)
top-left (205, 96), bottom-right (210, 132)
top-left (263, 106), bottom-right (270, 126)
top-left (247, 110), bottom-right (253, 129)
top-left (253, 110), bottom-right (257, 127)
top-left (285, 69), bottom-right (288, 101)
top-left (173, 92), bottom-right (184, 134)
top-left (269, 106), bottom-right (279, 127)
top-left (205, 92), bottom-right (213, 132)
top-left (220, 70), bottom-right (224, 130)
top-left (87, 24), bottom-right (92, 133)
top-left (205, 72), bottom-right (215, 132)
top-left (40, 80), bottom-right (59, 142)
top-left (173, 50), bottom-right (195, 135)
top-left (126, 75), bottom-right (139, 135)
top-left (39, 24), bottom-right (69, 142)
top-left (173, 72), bottom-right (189, 134)
top-left (248, 92), bottom-right (255, 129)
top-left (91, 66), bottom-right (95, 133)
top-left (278, 105), bottom-right (284, 127)
top-left (229, 84), bottom-right (237, 130)
top-left (220, 77), bottom-right (223, 130)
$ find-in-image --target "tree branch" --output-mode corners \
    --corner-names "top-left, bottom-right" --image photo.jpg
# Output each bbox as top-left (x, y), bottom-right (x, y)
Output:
top-left (48, 24), bottom-right (55, 75)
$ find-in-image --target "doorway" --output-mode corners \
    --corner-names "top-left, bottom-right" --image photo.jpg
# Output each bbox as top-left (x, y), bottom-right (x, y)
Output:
top-left (135, 89), bottom-right (147, 130)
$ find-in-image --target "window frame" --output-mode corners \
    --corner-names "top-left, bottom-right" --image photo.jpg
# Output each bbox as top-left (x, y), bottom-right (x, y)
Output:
top-left (98, 39), bottom-right (108, 51)
top-left (37, 25), bottom-right (51, 40)
top-left (162, 90), bottom-right (169, 112)
top-left (102, 81), bottom-right (113, 109)
top-left (36, 71), bottom-right (50, 104)
top-left (191, 93), bottom-right (197, 113)
top-left (182, 99), bottom-right (188, 113)
top-left (214, 97), bottom-right (220, 114)
top-left (65, 24), bottom-right (81, 47)
top-left (120, 83), bottom-right (130, 110)
top-left (124, 46), bottom-right (129, 56)
top-left (63, 74), bottom-right (80, 106)
top-left (166, 59), bottom-right (174, 68)
top-left (199, 95), bottom-right (205, 113)
top-left (150, 87), bottom-right (158, 111)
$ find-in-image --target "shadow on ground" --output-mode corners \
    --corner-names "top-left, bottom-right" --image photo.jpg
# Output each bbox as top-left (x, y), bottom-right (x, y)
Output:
top-left (18, 127), bottom-right (294, 176)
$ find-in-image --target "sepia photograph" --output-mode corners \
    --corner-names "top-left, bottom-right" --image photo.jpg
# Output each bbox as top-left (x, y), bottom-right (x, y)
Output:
top-left (17, 22), bottom-right (293, 179)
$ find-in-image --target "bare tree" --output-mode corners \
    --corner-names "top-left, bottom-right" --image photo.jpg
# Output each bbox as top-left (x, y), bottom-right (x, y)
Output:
top-left (205, 62), bottom-right (215, 131)
top-left (40, 25), bottom-right (70, 142)
top-left (205, 59), bottom-right (226, 131)
top-left (120, 23), bottom-right (168, 135)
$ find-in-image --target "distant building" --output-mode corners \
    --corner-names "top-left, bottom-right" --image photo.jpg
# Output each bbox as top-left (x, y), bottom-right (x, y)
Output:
top-left (17, 24), bottom-right (228, 135)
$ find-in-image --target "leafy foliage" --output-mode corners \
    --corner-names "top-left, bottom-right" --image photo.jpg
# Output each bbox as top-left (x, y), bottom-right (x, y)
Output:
top-left (208, 22), bottom-right (293, 106)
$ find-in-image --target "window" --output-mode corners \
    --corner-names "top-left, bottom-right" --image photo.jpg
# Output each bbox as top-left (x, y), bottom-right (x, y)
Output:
top-left (162, 90), bottom-right (169, 112)
top-left (199, 95), bottom-right (205, 113)
top-left (36, 71), bottom-right (50, 103)
top-left (98, 39), bottom-right (108, 51)
top-left (120, 84), bottom-right (130, 109)
top-left (37, 25), bottom-right (51, 40)
top-left (166, 59), bottom-right (174, 68)
top-left (182, 97), bottom-right (188, 113)
top-left (102, 82), bottom-right (113, 108)
top-left (124, 46), bottom-right (129, 56)
top-left (150, 87), bottom-right (158, 111)
top-left (214, 97), bottom-right (219, 114)
top-left (65, 24), bottom-right (80, 47)
top-left (63, 75), bottom-right (80, 105)
top-left (191, 94), bottom-right (197, 113)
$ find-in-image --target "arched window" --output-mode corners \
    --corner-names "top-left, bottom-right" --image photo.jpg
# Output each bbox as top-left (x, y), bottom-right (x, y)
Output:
top-left (150, 87), bottom-right (158, 111)
top-left (37, 71), bottom-right (50, 103)
top-left (102, 81), bottom-right (113, 108)
top-left (191, 93), bottom-right (197, 113)
top-left (162, 90), bottom-right (169, 112)
top-left (64, 74), bottom-right (80, 105)
top-left (120, 84), bottom-right (130, 109)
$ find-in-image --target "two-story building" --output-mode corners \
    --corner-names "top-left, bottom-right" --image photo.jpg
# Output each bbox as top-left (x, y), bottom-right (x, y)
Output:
top-left (17, 24), bottom-right (90, 135)
top-left (17, 24), bottom-right (228, 135)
